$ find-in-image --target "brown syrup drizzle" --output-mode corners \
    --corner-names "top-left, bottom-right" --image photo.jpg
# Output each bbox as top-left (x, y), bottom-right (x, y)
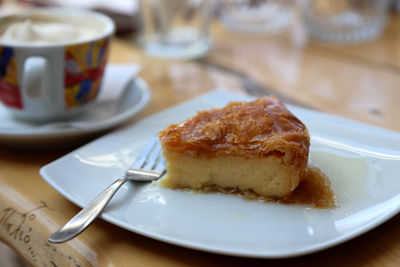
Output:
top-left (279, 167), bottom-right (336, 208)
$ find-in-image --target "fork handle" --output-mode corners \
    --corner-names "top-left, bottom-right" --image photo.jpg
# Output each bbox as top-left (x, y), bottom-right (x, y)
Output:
top-left (48, 178), bottom-right (128, 243)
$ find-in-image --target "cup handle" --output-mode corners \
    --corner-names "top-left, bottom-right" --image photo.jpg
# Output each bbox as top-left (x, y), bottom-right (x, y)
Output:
top-left (22, 56), bottom-right (49, 100)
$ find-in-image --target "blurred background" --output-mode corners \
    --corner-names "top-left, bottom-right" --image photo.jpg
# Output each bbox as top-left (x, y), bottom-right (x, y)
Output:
top-left (1, 0), bottom-right (398, 42)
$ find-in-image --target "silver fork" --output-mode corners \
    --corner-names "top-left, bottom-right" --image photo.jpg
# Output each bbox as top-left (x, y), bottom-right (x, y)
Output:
top-left (48, 137), bottom-right (165, 243)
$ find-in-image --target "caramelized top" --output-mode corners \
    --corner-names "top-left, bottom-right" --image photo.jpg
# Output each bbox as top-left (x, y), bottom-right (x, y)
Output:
top-left (159, 97), bottom-right (310, 157)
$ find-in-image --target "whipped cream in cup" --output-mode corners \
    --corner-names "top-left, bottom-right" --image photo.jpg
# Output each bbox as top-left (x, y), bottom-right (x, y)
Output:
top-left (0, 9), bottom-right (115, 122)
top-left (0, 19), bottom-right (99, 44)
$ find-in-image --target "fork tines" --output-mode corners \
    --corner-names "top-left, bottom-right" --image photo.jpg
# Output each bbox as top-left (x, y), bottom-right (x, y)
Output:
top-left (132, 137), bottom-right (165, 172)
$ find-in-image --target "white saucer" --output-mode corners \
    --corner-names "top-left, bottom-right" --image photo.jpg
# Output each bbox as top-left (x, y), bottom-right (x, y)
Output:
top-left (0, 77), bottom-right (150, 148)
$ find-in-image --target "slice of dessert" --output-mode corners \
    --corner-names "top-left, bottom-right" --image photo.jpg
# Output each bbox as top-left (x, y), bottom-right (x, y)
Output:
top-left (158, 97), bottom-right (310, 198)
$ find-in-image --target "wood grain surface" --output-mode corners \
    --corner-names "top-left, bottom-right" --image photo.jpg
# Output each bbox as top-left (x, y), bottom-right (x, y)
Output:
top-left (1, 11), bottom-right (400, 267)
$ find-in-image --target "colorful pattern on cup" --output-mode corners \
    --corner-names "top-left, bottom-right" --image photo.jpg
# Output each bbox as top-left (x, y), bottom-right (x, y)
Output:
top-left (0, 46), bottom-right (22, 109)
top-left (64, 38), bottom-right (109, 108)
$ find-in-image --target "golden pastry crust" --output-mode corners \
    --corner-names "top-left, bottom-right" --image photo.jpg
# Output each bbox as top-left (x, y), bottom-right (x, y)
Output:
top-left (159, 97), bottom-right (310, 161)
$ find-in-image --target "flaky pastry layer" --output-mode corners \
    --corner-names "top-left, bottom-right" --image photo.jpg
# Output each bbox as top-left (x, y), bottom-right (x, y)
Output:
top-left (159, 97), bottom-right (309, 161)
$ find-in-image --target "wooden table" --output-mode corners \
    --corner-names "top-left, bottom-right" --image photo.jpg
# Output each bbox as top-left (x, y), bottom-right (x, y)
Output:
top-left (1, 13), bottom-right (400, 267)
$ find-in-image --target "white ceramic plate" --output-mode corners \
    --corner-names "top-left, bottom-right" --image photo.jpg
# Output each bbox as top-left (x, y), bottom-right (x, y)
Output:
top-left (40, 90), bottom-right (400, 258)
top-left (0, 77), bottom-right (150, 148)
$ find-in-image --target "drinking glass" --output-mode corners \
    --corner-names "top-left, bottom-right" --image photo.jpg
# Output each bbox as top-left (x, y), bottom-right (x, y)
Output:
top-left (300, 0), bottom-right (391, 43)
top-left (219, 0), bottom-right (294, 33)
top-left (137, 0), bottom-right (212, 59)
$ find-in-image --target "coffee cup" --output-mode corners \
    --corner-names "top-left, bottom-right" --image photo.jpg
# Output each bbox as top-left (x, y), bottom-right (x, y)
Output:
top-left (0, 8), bottom-right (115, 122)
